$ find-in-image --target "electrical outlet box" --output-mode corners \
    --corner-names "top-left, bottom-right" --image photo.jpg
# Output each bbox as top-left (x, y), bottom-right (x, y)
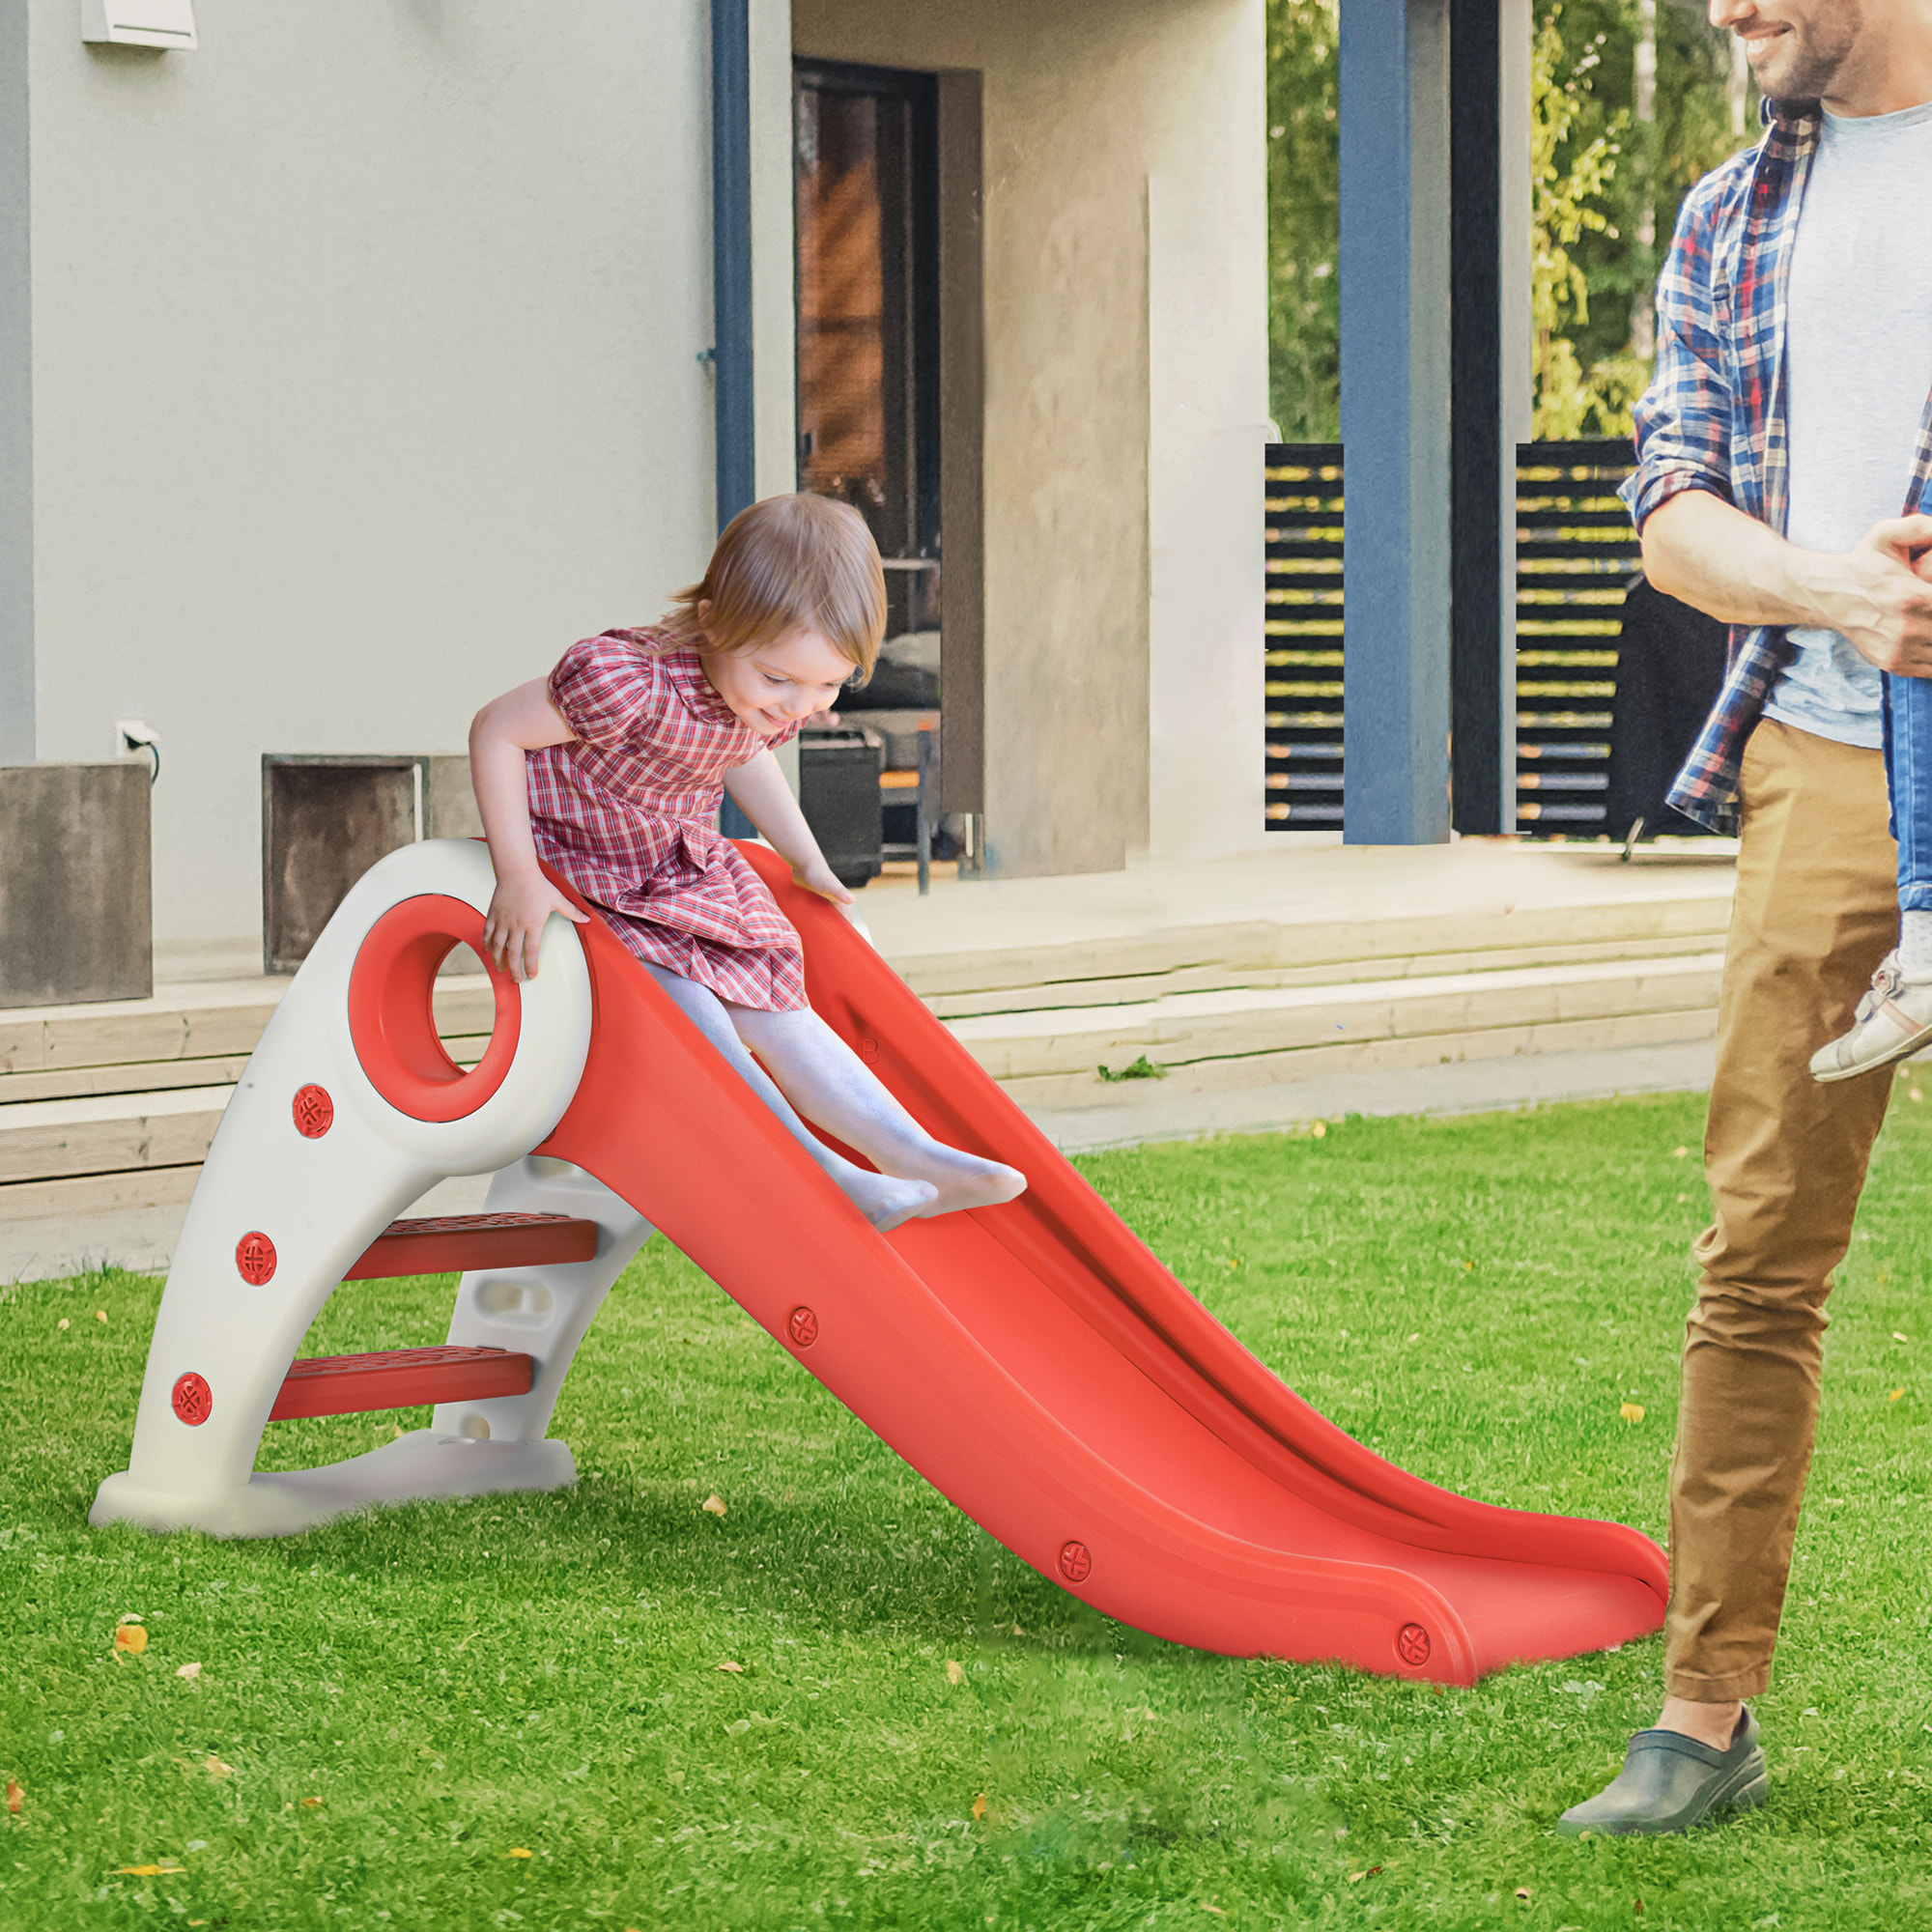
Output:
top-left (81, 0), bottom-right (197, 50)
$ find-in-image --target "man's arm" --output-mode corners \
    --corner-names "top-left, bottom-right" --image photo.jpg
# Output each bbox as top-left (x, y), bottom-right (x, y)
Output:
top-left (1643, 490), bottom-right (1932, 677)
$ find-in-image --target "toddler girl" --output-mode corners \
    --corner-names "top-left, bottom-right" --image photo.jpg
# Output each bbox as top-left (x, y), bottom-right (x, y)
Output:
top-left (469, 492), bottom-right (1025, 1231)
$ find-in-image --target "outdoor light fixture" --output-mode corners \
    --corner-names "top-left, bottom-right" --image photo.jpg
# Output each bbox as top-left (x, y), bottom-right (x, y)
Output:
top-left (81, 0), bottom-right (197, 50)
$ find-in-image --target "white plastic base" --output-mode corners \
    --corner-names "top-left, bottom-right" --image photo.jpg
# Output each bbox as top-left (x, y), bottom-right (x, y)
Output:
top-left (89, 1429), bottom-right (577, 1538)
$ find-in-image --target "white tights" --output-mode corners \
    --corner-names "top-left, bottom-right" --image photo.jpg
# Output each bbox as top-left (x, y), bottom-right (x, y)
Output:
top-left (641, 963), bottom-right (1026, 1233)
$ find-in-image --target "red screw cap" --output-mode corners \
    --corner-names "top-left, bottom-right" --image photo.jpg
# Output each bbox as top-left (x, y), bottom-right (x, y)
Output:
top-left (1057, 1540), bottom-right (1093, 1585)
top-left (786, 1305), bottom-right (819, 1349)
top-left (171, 1373), bottom-right (213, 1426)
top-left (293, 1084), bottom-right (334, 1138)
top-left (236, 1232), bottom-right (277, 1285)
top-left (1396, 1622), bottom-right (1432, 1667)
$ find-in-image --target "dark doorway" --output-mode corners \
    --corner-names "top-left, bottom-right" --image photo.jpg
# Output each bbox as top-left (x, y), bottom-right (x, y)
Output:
top-left (794, 56), bottom-right (963, 871)
top-left (793, 59), bottom-right (941, 640)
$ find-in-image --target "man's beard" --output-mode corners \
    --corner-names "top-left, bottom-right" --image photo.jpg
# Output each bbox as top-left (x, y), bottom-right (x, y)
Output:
top-left (1748, 5), bottom-right (1863, 99)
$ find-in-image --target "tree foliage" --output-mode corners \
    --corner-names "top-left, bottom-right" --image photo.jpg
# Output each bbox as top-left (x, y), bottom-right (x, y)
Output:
top-left (1265, 0), bottom-right (1341, 440)
top-left (1265, 0), bottom-right (1754, 442)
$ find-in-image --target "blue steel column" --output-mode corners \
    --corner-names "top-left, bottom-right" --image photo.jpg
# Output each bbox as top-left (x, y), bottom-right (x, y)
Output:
top-left (1339, 0), bottom-right (1452, 844)
top-left (711, 0), bottom-right (756, 533)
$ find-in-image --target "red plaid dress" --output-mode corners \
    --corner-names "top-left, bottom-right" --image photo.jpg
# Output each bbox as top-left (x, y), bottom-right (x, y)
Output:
top-left (526, 630), bottom-right (808, 1011)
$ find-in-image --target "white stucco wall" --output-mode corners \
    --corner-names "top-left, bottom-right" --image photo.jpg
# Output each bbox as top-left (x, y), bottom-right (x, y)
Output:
top-left (794, 0), bottom-right (1269, 873)
top-left (17, 0), bottom-right (783, 952)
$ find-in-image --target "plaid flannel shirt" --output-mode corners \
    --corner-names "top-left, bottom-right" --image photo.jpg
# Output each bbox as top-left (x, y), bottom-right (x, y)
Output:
top-left (1619, 97), bottom-right (1859, 835)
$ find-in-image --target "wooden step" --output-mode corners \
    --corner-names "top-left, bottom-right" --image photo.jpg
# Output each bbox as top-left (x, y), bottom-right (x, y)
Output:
top-left (268, 1344), bottom-right (533, 1421)
top-left (346, 1211), bottom-right (599, 1279)
top-left (945, 952), bottom-right (1725, 1088)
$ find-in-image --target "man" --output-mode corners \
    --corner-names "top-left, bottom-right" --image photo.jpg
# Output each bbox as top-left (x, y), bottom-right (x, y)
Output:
top-left (1559, 0), bottom-right (1932, 1836)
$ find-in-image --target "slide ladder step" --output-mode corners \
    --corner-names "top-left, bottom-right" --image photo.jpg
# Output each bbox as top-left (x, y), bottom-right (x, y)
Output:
top-left (345, 1211), bottom-right (598, 1280)
top-left (269, 1345), bottom-right (534, 1421)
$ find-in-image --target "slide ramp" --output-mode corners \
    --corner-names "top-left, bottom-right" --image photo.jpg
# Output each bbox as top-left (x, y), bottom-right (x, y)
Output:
top-left (536, 847), bottom-right (1667, 1684)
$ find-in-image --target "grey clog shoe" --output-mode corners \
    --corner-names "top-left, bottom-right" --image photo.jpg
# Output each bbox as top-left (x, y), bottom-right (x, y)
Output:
top-left (1556, 1708), bottom-right (1768, 1837)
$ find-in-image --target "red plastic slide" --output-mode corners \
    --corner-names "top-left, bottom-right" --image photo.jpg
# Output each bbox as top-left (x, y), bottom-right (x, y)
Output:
top-left (533, 846), bottom-right (1667, 1684)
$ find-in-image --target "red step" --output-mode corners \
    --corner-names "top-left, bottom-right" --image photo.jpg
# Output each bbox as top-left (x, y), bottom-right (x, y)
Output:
top-left (345, 1211), bottom-right (598, 1280)
top-left (269, 1345), bottom-right (534, 1421)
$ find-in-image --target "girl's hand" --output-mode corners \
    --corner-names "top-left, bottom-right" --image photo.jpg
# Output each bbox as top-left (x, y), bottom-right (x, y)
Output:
top-left (481, 871), bottom-right (590, 982)
top-left (791, 857), bottom-right (856, 906)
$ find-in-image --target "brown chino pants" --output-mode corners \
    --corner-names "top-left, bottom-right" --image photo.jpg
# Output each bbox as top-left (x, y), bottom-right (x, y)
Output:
top-left (1665, 719), bottom-right (1898, 1700)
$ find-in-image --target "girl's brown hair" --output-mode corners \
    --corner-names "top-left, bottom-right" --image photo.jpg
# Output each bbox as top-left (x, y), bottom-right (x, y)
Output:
top-left (659, 494), bottom-right (887, 679)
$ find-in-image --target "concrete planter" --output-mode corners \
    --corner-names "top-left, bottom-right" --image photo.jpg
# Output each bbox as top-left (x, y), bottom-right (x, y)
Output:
top-left (0, 761), bottom-right (154, 1008)
top-left (261, 754), bottom-right (481, 974)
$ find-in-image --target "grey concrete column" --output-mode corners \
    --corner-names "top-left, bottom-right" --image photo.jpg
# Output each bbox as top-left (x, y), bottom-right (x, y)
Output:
top-left (1447, 0), bottom-right (1531, 835)
top-left (1338, 0), bottom-right (1451, 844)
top-left (0, 4), bottom-right (31, 765)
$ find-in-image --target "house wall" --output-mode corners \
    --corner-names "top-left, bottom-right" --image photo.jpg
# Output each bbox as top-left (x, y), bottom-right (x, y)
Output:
top-left (793, 0), bottom-right (1269, 875)
top-left (11, 0), bottom-right (794, 953)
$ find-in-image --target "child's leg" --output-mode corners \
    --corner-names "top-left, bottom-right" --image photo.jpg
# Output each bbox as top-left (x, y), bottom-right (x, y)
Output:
top-left (1811, 677), bottom-right (1932, 1082)
top-left (640, 964), bottom-right (937, 1233)
top-left (724, 1004), bottom-right (1026, 1218)
top-left (1889, 670), bottom-right (1932, 974)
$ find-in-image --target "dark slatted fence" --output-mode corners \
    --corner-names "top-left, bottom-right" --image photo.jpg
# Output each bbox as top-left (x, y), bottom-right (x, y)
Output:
top-left (1513, 439), bottom-right (1639, 833)
top-left (1264, 443), bottom-right (1345, 828)
top-left (1263, 437), bottom-right (1639, 836)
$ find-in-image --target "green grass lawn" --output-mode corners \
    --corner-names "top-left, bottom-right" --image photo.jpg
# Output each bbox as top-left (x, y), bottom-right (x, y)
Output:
top-left (6, 1089), bottom-right (1932, 1929)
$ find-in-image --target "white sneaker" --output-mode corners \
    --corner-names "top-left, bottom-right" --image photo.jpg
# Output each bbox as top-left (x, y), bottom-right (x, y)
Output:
top-left (1810, 950), bottom-right (1932, 1083)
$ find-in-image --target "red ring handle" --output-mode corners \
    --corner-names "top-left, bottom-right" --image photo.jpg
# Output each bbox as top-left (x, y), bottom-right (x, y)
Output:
top-left (347, 895), bottom-right (521, 1122)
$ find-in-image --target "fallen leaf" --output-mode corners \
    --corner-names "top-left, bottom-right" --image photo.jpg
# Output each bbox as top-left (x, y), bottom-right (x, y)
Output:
top-left (1202, 1909), bottom-right (1227, 1918)
top-left (113, 1864), bottom-right (185, 1877)
top-left (1914, 1088), bottom-right (1925, 1103)
top-left (1620, 1402), bottom-right (1646, 1424)
top-left (203, 1756), bottom-right (233, 1778)
top-left (299, 1797), bottom-right (324, 1807)
top-left (1349, 1872), bottom-right (1367, 1884)
top-left (113, 1625), bottom-right (148, 1656)
top-left (1010, 1623), bottom-right (1024, 1637)
top-left (945, 1660), bottom-right (964, 1685)
top-left (1312, 1121), bottom-right (1327, 1139)
top-left (701, 1493), bottom-right (727, 1517)
top-left (971, 1793), bottom-right (987, 1820)
top-left (1671, 1146), bottom-right (1690, 1158)
top-left (1891, 1388), bottom-right (1907, 1402)
top-left (95, 1310), bottom-right (107, 1323)
top-left (1366, 1865), bottom-right (1384, 1876)
top-left (507, 1847), bottom-right (533, 1859)
top-left (57, 1318), bottom-right (70, 1331)
top-left (716, 1661), bottom-right (744, 1674)
top-left (175, 1662), bottom-right (202, 1682)
top-left (1894, 1332), bottom-right (1911, 1344)
top-left (5, 1779), bottom-right (20, 1814)
top-left (1635, 1903), bottom-right (1644, 1917)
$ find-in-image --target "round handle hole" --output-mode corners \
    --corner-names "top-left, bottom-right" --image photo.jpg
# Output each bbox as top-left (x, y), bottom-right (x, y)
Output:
top-left (348, 895), bottom-right (523, 1123)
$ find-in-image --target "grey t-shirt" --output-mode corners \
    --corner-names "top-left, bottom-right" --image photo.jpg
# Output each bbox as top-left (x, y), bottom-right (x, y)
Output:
top-left (1762, 99), bottom-right (1932, 749)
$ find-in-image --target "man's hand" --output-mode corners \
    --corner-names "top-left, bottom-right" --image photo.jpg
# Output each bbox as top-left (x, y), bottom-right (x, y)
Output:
top-left (790, 857), bottom-right (856, 906)
top-left (481, 871), bottom-right (590, 983)
top-left (1829, 514), bottom-right (1932, 677)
